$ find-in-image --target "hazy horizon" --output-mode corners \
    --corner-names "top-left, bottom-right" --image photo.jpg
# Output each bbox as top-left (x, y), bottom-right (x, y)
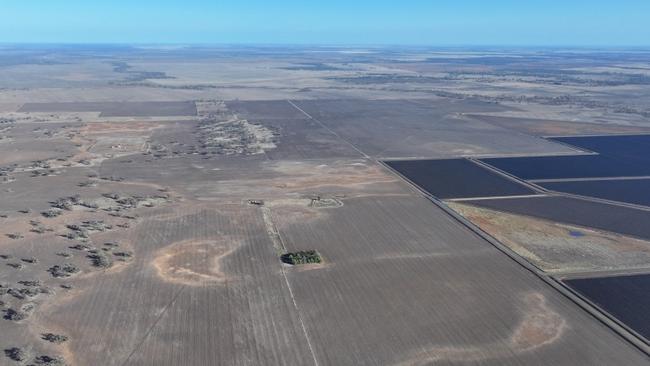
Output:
top-left (3, 0), bottom-right (650, 46)
top-left (2, 4), bottom-right (650, 365)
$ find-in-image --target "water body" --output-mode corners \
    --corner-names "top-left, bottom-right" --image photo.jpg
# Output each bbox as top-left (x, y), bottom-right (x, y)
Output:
top-left (481, 154), bottom-right (649, 180)
top-left (541, 178), bottom-right (650, 207)
top-left (467, 196), bottom-right (650, 241)
top-left (385, 159), bottom-right (534, 199)
top-left (552, 135), bottom-right (650, 164)
top-left (482, 135), bottom-right (650, 180)
top-left (565, 274), bottom-right (650, 340)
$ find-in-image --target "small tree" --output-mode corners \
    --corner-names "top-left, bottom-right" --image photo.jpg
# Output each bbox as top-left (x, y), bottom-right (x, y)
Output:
top-left (281, 250), bottom-right (322, 265)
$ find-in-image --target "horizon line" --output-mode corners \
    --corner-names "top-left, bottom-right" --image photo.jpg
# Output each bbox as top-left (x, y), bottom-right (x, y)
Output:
top-left (2, 42), bottom-right (650, 50)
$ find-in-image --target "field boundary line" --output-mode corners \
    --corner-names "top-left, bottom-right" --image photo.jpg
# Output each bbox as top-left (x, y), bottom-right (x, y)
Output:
top-left (554, 278), bottom-right (650, 346)
top-left (545, 191), bottom-right (650, 213)
top-left (447, 194), bottom-right (548, 202)
top-left (555, 266), bottom-right (650, 281)
top-left (472, 158), bottom-right (650, 212)
top-left (286, 99), bottom-right (370, 159)
top-left (530, 175), bottom-right (650, 183)
top-left (378, 160), bottom-right (650, 356)
top-left (261, 206), bottom-right (320, 366)
top-left (468, 158), bottom-right (547, 194)
top-left (120, 285), bottom-right (187, 366)
top-left (379, 150), bottom-right (591, 160)
top-left (543, 132), bottom-right (650, 139)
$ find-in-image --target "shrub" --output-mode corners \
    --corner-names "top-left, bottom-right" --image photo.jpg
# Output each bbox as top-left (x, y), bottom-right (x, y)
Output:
top-left (4, 347), bottom-right (28, 361)
top-left (87, 253), bottom-right (112, 268)
top-left (34, 355), bottom-right (66, 365)
top-left (47, 264), bottom-right (80, 278)
top-left (42, 209), bottom-right (63, 218)
top-left (281, 250), bottom-right (322, 265)
top-left (7, 263), bottom-right (24, 270)
top-left (21, 257), bottom-right (38, 264)
top-left (3, 308), bottom-right (28, 321)
top-left (42, 333), bottom-right (69, 344)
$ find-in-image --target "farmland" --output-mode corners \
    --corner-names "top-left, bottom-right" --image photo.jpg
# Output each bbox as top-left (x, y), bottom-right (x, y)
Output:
top-left (1, 45), bottom-right (650, 364)
top-left (540, 178), bottom-right (650, 207)
top-left (18, 101), bottom-right (198, 117)
top-left (272, 195), bottom-right (646, 364)
top-left (481, 134), bottom-right (650, 180)
top-left (465, 196), bottom-right (650, 241)
top-left (564, 274), bottom-right (650, 340)
top-left (385, 158), bottom-right (534, 199)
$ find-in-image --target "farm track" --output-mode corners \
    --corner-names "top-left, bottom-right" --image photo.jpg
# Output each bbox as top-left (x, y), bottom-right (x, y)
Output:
top-left (271, 195), bottom-right (650, 365)
top-left (38, 204), bottom-right (314, 366)
top-left (3, 75), bottom-right (650, 366)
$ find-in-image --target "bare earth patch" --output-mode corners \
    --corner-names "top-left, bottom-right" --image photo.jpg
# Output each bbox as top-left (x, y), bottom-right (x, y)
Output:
top-left (396, 292), bottom-right (566, 365)
top-left (152, 238), bottom-right (238, 286)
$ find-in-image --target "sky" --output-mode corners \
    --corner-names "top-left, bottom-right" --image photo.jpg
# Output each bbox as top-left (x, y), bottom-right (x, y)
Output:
top-left (2, 0), bottom-right (650, 46)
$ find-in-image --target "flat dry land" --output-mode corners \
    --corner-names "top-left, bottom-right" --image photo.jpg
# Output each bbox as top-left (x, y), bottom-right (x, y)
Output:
top-left (272, 195), bottom-right (647, 365)
top-left (290, 99), bottom-right (574, 158)
top-left (1, 46), bottom-right (650, 365)
top-left (38, 203), bottom-right (315, 365)
top-left (467, 114), bottom-right (650, 136)
top-left (19, 101), bottom-right (198, 117)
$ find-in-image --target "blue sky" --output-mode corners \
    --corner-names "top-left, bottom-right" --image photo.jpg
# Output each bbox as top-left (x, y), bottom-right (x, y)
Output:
top-left (2, 0), bottom-right (649, 46)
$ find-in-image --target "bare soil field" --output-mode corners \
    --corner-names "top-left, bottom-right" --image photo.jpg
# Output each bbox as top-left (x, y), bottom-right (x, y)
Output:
top-left (19, 101), bottom-right (197, 117)
top-left (34, 203), bottom-right (314, 366)
top-left (252, 118), bottom-right (363, 159)
top-left (223, 101), bottom-right (364, 159)
top-left (227, 100), bottom-right (308, 120)
top-left (0, 121), bottom-right (81, 166)
top-left (270, 195), bottom-right (648, 365)
top-left (2, 46), bottom-right (650, 365)
top-left (291, 99), bottom-right (575, 158)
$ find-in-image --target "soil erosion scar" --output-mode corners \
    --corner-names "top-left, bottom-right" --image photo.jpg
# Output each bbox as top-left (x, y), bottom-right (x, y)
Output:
top-left (396, 292), bottom-right (567, 365)
top-left (152, 238), bottom-right (239, 286)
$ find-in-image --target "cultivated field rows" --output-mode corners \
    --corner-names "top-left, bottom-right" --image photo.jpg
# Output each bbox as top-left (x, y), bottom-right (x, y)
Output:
top-left (272, 195), bottom-right (649, 365)
top-left (3, 46), bottom-right (650, 365)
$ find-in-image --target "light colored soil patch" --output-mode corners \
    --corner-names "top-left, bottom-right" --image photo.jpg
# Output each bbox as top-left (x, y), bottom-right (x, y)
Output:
top-left (68, 121), bottom-right (165, 164)
top-left (396, 292), bottom-right (566, 365)
top-left (510, 293), bottom-right (567, 350)
top-left (265, 199), bottom-right (329, 228)
top-left (268, 160), bottom-right (399, 190)
top-left (191, 160), bottom-right (403, 201)
top-left (152, 238), bottom-right (238, 286)
top-left (285, 261), bottom-right (332, 272)
top-left (420, 141), bottom-right (493, 156)
top-left (80, 121), bottom-right (166, 135)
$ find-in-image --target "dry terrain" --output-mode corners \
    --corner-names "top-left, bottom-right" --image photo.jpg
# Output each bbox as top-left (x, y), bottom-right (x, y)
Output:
top-left (1, 45), bottom-right (650, 365)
